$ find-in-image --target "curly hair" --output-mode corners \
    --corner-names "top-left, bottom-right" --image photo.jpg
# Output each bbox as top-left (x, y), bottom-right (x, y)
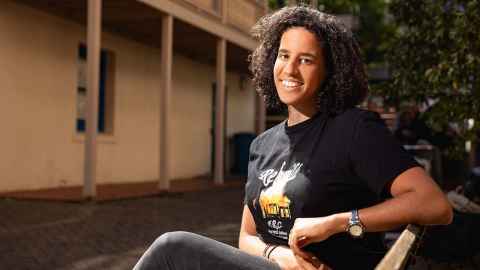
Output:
top-left (249, 6), bottom-right (368, 115)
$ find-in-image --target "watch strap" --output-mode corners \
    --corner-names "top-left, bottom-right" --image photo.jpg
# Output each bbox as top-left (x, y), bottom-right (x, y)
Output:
top-left (346, 209), bottom-right (365, 238)
top-left (350, 209), bottom-right (360, 223)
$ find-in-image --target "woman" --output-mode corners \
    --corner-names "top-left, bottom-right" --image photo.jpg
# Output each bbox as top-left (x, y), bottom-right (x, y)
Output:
top-left (134, 6), bottom-right (452, 270)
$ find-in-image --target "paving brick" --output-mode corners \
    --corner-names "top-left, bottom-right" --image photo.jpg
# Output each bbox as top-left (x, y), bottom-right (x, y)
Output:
top-left (0, 187), bottom-right (244, 270)
top-left (2, 185), bottom-right (478, 270)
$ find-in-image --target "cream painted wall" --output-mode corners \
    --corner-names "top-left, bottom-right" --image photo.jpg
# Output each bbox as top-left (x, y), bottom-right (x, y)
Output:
top-left (225, 73), bottom-right (256, 171)
top-left (170, 60), bottom-right (256, 179)
top-left (226, 73), bottom-right (255, 137)
top-left (0, 1), bottom-right (255, 192)
top-left (170, 56), bottom-right (214, 179)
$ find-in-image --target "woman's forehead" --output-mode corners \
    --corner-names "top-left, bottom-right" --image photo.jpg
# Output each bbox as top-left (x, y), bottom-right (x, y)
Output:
top-left (279, 27), bottom-right (322, 54)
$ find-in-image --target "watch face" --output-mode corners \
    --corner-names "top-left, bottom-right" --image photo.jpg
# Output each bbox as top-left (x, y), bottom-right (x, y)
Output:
top-left (349, 224), bottom-right (363, 237)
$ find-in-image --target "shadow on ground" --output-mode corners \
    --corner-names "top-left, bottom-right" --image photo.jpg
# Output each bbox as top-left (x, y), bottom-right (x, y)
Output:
top-left (0, 187), bottom-right (244, 270)
top-left (3, 186), bottom-right (480, 270)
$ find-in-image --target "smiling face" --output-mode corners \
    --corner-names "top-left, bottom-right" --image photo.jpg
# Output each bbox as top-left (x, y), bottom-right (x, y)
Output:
top-left (273, 27), bottom-right (326, 113)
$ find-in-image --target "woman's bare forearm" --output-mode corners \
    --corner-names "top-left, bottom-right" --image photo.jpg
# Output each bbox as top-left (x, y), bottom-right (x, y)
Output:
top-left (288, 167), bottom-right (453, 254)
top-left (238, 231), bottom-right (268, 256)
top-left (239, 205), bottom-right (269, 257)
top-left (329, 167), bottom-right (453, 235)
top-left (329, 188), bottom-right (453, 235)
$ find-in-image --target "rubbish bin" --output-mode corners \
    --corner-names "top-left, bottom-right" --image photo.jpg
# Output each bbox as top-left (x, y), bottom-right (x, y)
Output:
top-left (232, 133), bottom-right (256, 175)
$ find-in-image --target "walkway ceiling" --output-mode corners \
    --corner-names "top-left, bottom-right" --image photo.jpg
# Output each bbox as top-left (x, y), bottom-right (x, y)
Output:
top-left (14, 0), bottom-right (251, 75)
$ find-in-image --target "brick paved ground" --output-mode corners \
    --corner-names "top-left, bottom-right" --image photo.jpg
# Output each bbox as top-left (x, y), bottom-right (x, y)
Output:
top-left (0, 187), bottom-right (244, 270)
top-left (1, 185), bottom-right (480, 270)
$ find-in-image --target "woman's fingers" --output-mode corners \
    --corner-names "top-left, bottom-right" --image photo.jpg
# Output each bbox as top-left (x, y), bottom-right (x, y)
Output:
top-left (297, 236), bottom-right (309, 248)
top-left (292, 243), bottom-right (311, 260)
top-left (288, 229), bottom-right (304, 258)
top-left (289, 218), bottom-right (333, 270)
top-left (289, 226), bottom-right (312, 260)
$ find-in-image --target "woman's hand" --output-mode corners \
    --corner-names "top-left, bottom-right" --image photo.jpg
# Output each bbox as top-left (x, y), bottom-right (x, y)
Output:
top-left (288, 216), bottom-right (340, 260)
top-left (269, 245), bottom-right (329, 270)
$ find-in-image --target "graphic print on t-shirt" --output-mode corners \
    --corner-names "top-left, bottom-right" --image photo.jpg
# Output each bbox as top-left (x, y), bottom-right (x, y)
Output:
top-left (258, 161), bottom-right (302, 239)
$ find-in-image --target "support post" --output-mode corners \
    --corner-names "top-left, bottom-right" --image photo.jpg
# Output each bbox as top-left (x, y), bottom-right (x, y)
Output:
top-left (158, 15), bottom-right (173, 190)
top-left (83, 0), bottom-right (102, 199)
top-left (214, 38), bottom-right (226, 185)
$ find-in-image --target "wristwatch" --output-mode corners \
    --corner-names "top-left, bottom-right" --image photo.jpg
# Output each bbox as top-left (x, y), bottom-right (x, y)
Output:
top-left (346, 209), bottom-right (365, 238)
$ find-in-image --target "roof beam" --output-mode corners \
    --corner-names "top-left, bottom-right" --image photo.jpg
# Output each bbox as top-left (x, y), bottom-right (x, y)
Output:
top-left (137, 0), bottom-right (257, 51)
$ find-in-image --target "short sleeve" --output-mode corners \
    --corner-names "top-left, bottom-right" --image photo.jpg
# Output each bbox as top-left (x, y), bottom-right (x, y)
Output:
top-left (349, 111), bottom-right (419, 197)
top-left (243, 136), bottom-right (260, 205)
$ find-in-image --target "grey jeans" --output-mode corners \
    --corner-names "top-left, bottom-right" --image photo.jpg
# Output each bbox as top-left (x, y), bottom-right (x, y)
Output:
top-left (133, 231), bottom-right (281, 270)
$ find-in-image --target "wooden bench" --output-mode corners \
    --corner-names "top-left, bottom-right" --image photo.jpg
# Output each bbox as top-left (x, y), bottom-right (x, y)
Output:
top-left (376, 224), bottom-right (425, 270)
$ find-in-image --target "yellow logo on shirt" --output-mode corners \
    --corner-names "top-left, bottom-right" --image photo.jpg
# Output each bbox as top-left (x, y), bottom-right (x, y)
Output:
top-left (258, 161), bottom-right (302, 219)
top-left (259, 193), bottom-right (292, 218)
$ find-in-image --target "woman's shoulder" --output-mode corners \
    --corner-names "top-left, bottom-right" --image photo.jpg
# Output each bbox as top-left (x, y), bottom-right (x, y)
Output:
top-left (328, 107), bottom-right (376, 129)
top-left (333, 107), bottom-right (380, 122)
top-left (326, 108), bottom-right (386, 142)
top-left (250, 120), bottom-right (285, 150)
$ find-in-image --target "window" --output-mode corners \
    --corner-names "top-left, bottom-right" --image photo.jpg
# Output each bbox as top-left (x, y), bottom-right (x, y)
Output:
top-left (76, 44), bottom-right (115, 134)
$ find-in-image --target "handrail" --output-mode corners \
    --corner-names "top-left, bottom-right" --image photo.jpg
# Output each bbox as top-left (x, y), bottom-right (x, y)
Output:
top-left (375, 224), bottom-right (424, 270)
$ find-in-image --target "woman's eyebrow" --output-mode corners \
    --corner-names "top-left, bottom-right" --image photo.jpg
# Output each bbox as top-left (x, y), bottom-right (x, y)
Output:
top-left (278, 49), bottom-right (317, 58)
top-left (300, 52), bottom-right (317, 58)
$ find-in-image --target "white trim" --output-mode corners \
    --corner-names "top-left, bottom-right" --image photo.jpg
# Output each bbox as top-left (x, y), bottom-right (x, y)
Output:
top-left (138, 0), bottom-right (257, 51)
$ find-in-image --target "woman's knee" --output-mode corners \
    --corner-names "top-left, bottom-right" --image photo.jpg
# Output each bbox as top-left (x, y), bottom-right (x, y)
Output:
top-left (135, 232), bottom-right (194, 270)
top-left (151, 231), bottom-right (196, 253)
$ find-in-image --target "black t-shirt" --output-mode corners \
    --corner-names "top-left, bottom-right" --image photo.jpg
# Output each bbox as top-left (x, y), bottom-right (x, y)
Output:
top-left (244, 108), bottom-right (419, 269)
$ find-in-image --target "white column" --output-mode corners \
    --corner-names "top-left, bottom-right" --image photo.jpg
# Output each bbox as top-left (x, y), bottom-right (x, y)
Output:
top-left (158, 15), bottom-right (173, 190)
top-left (83, 0), bottom-right (102, 199)
top-left (214, 38), bottom-right (226, 185)
top-left (311, 0), bottom-right (318, 9)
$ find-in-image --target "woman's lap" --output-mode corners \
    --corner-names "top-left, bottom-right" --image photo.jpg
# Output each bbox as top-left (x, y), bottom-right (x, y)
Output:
top-left (133, 231), bottom-right (281, 270)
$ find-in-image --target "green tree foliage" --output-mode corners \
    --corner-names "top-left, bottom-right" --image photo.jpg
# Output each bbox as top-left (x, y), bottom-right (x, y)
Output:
top-left (380, 0), bottom-right (480, 158)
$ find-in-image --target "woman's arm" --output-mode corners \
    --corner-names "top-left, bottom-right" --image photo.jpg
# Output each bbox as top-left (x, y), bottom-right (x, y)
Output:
top-left (238, 205), bottom-right (268, 256)
top-left (239, 205), bottom-right (326, 270)
top-left (289, 166), bottom-right (453, 256)
top-left (335, 166), bottom-right (453, 232)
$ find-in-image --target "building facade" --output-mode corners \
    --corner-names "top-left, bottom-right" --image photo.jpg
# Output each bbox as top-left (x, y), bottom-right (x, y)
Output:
top-left (0, 0), bottom-right (267, 196)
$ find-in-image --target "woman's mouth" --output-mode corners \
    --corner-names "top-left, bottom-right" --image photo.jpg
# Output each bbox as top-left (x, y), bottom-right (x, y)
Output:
top-left (281, 79), bottom-right (304, 89)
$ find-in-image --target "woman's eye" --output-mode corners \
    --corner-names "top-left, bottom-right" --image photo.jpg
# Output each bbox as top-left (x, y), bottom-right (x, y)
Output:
top-left (278, 54), bottom-right (288, 60)
top-left (300, 58), bottom-right (312, 64)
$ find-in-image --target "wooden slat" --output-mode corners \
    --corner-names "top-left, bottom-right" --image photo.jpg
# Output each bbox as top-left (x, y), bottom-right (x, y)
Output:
top-left (182, 0), bottom-right (219, 15)
top-left (376, 225), bottom-right (424, 270)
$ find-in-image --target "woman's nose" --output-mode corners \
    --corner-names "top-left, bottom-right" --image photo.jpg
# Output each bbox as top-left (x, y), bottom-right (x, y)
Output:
top-left (283, 60), bottom-right (299, 76)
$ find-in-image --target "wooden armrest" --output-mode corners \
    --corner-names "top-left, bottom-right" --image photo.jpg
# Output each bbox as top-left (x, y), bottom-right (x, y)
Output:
top-left (375, 224), bottom-right (424, 270)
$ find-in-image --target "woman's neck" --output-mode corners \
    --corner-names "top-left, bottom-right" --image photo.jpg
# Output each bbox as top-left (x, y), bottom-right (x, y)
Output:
top-left (287, 105), bottom-right (318, 126)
